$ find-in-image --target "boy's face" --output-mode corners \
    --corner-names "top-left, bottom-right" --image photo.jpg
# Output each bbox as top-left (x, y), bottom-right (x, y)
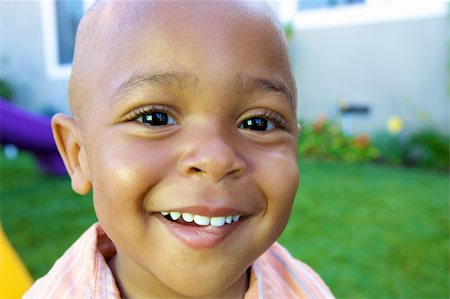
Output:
top-left (66, 2), bottom-right (299, 298)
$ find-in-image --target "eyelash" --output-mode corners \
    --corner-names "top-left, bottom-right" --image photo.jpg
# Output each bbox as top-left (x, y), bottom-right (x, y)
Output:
top-left (125, 105), bottom-right (173, 121)
top-left (125, 105), bottom-right (288, 131)
top-left (245, 111), bottom-right (288, 130)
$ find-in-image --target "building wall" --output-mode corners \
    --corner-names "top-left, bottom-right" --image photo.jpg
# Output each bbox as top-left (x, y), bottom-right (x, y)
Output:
top-left (0, 1), bottom-right (69, 115)
top-left (290, 16), bottom-right (449, 134)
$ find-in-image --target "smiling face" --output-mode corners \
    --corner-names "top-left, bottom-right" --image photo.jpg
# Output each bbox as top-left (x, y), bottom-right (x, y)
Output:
top-left (55, 1), bottom-right (299, 298)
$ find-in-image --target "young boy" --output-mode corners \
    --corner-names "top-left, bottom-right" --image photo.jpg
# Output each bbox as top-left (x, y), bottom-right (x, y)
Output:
top-left (24, 1), bottom-right (334, 298)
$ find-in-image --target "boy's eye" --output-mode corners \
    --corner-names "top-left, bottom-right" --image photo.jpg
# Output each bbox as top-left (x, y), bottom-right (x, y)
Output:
top-left (240, 117), bottom-right (275, 131)
top-left (138, 112), bottom-right (175, 126)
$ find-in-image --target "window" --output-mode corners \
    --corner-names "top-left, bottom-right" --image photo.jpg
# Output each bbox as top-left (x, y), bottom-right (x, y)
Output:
top-left (41, 0), bottom-right (94, 79)
top-left (54, 0), bottom-right (84, 65)
top-left (278, 0), bottom-right (447, 30)
top-left (298, 0), bottom-right (364, 11)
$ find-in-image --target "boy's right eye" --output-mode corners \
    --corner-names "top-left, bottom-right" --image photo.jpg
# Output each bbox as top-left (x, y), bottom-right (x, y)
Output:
top-left (126, 105), bottom-right (177, 127)
top-left (138, 112), bottom-right (176, 126)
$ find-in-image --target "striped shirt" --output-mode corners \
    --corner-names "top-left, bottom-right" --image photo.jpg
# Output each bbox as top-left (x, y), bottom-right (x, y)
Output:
top-left (23, 223), bottom-right (334, 299)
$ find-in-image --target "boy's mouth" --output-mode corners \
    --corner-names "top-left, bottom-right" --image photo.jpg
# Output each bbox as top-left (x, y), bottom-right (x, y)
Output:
top-left (156, 208), bottom-right (247, 249)
top-left (160, 211), bottom-right (241, 227)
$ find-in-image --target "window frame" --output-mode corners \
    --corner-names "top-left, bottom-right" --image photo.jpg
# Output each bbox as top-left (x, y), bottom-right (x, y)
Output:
top-left (40, 0), bottom-right (94, 80)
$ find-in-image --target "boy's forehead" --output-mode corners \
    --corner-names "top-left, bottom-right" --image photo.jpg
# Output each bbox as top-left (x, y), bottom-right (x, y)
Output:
top-left (94, 1), bottom-right (276, 29)
top-left (70, 1), bottom-right (293, 119)
top-left (80, 1), bottom-right (282, 64)
top-left (78, 1), bottom-right (280, 55)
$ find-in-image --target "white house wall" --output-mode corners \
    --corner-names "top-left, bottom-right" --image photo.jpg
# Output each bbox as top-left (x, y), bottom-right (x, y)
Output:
top-left (290, 16), bottom-right (449, 134)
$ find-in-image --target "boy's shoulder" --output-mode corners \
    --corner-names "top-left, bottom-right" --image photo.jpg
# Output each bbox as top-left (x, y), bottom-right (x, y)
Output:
top-left (23, 224), bottom-right (334, 299)
top-left (247, 242), bottom-right (334, 298)
top-left (23, 223), bottom-right (120, 299)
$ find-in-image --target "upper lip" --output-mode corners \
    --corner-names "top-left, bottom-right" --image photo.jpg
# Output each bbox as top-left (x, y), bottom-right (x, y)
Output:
top-left (153, 205), bottom-right (250, 217)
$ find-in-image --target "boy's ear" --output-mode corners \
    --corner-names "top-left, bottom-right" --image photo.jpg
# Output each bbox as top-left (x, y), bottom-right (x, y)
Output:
top-left (51, 113), bottom-right (92, 195)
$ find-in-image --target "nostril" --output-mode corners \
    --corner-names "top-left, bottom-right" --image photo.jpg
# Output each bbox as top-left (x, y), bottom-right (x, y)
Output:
top-left (190, 167), bottom-right (202, 174)
top-left (180, 149), bottom-right (246, 180)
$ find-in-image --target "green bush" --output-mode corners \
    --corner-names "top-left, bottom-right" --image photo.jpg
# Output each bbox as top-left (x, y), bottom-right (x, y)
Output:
top-left (372, 130), bottom-right (408, 166)
top-left (298, 118), bottom-right (380, 163)
top-left (0, 79), bottom-right (13, 100)
top-left (406, 129), bottom-right (449, 171)
top-left (373, 128), bottom-right (449, 171)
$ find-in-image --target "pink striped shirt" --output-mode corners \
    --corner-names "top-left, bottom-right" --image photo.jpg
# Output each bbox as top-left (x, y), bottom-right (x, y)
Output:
top-left (24, 223), bottom-right (334, 299)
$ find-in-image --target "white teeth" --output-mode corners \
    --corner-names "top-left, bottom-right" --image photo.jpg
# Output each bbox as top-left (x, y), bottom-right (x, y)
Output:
top-left (193, 215), bottom-right (210, 226)
top-left (182, 213), bottom-right (194, 222)
top-left (161, 211), bottom-right (241, 226)
top-left (210, 217), bottom-right (226, 227)
top-left (170, 212), bottom-right (181, 221)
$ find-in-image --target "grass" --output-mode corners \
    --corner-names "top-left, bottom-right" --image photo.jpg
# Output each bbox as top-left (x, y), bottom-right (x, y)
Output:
top-left (0, 153), bottom-right (96, 278)
top-left (1, 152), bottom-right (449, 298)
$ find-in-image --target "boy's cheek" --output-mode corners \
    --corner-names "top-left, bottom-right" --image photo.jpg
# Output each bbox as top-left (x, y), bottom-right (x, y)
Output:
top-left (89, 139), bottom-right (172, 202)
top-left (251, 144), bottom-right (299, 235)
top-left (89, 141), bottom-right (175, 245)
top-left (257, 143), bottom-right (299, 193)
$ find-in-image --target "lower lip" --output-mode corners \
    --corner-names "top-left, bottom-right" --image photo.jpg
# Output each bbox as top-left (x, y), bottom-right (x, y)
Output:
top-left (158, 215), bottom-right (244, 250)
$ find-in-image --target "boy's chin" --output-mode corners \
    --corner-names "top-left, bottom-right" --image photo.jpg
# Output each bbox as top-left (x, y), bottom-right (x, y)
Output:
top-left (139, 246), bottom-right (255, 298)
top-left (161, 265), bottom-right (249, 298)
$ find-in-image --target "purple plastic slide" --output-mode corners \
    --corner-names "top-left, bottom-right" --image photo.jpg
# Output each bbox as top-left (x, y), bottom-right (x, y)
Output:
top-left (0, 99), bottom-right (66, 175)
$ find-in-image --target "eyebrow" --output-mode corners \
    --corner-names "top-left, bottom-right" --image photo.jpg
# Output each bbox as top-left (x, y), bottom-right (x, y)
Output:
top-left (239, 75), bottom-right (296, 110)
top-left (112, 71), bottom-right (295, 109)
top-left (112, 72), bottom-right (198, 104)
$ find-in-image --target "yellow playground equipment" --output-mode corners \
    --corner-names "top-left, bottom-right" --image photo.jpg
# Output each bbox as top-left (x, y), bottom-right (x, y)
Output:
top-left (0, 224), bottom-right (33, 299)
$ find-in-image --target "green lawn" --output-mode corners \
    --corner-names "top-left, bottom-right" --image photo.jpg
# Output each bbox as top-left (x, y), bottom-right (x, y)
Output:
top-left (1, 152), bottom-right (448, 298)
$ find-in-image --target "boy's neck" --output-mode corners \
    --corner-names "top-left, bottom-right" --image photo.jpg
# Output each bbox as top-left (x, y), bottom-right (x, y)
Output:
top-left (107, 253), bottom-right (249, 299)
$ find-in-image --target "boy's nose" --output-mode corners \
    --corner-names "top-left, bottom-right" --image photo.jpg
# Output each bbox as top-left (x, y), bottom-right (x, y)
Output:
top-left (178, 131), bottom-right (246, 182)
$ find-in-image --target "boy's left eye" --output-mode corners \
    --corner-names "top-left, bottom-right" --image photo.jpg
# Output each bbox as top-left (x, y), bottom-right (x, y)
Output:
top-left (239, 117), bottom-right (275, 131)
top-left (138, 112), bottom-right (176, 126)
